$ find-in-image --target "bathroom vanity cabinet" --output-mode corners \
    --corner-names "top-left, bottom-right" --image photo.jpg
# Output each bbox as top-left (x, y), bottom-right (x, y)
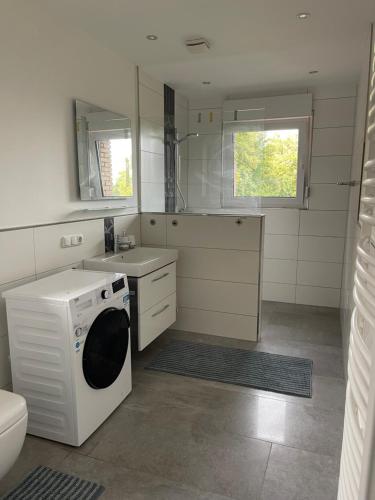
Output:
top-left (129, 262), bottom-right (177, 351)
top-left (83, 247), bottom-right (178, 351)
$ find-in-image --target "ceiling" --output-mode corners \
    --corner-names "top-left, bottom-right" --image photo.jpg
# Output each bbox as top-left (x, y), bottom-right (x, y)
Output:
top-left (41, 0), bottom-right (375, 99)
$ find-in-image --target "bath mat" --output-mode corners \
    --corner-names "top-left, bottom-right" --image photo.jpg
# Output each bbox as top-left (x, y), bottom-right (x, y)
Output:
top-left (146, 340), bottom-right (313, 397)
top-left (1, 465), bottom-right (104, 500)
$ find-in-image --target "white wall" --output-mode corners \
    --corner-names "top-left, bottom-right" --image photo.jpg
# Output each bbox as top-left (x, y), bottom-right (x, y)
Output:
top-left (0, 214), bottom-right (141, 389)
top-left (0, 1), bottom-right (144, 389)
top-left (185, 87), bottom-right (356, 307)
top-left (0, 0), bottom-right (138, 230)
top-left (138, 70), bottom-right (165, 212)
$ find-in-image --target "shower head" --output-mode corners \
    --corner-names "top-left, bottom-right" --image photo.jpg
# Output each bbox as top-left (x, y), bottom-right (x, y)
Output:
top-left (173, 132), bottom-right (199, 145)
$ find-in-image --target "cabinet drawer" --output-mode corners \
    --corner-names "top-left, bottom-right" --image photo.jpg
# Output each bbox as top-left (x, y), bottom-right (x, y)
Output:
top-left (138, 293), bottom-right (176, 350)
top-left (138, 262), bottom-right (176, 313)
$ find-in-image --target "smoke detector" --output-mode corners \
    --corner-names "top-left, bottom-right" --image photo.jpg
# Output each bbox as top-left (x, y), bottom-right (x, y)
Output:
top-left (185, 37), bottom-right (210, 54)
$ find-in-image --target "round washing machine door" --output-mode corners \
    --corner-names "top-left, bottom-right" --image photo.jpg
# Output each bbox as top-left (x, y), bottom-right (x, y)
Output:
top-left (82, 307), bottom-right (130, 389)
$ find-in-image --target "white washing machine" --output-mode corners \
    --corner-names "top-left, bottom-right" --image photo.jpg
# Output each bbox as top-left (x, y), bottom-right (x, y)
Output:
top-left (3, 269), bottom-right (132, 446)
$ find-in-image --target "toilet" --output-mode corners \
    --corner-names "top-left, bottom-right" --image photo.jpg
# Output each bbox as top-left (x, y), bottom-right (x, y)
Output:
top-left (0, 390), bottom-right (28, 480)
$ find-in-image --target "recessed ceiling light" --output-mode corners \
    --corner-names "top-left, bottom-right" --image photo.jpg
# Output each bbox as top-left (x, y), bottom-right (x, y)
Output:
top-left (297, 12), bottom-right (311, 20)
top-left (146, 35), bottom-right (158, 40)
top-left (309, 70), bottom-right (319, 74)
top-left (202, 81), bottom-right (211, 85)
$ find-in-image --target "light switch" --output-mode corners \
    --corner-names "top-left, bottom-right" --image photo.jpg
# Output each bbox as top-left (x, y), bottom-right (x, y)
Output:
top-left (61, 236), bottom-right (71, 248)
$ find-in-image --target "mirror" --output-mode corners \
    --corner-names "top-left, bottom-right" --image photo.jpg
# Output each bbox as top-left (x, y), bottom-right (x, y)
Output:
top-left (75, 100), bottom-right (133, 200)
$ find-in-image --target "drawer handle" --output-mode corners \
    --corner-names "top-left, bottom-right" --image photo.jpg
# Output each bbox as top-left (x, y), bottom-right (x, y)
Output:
top-left (152, 272), bottom-right (169, 283)
top-left (152, 304), bottom-right (170, 318)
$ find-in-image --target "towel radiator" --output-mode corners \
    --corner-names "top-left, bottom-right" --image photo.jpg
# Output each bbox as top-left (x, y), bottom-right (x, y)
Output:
top-left (338, 26), bottom-right (375, 500)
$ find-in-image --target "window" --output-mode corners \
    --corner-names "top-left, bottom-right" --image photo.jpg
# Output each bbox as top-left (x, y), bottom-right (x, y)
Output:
top-left (96, 138), bottom-right (133, 197)
top-left (88, 128), bottom-right (134, 200)
top-left (223, 118), bottom-right (310, 208)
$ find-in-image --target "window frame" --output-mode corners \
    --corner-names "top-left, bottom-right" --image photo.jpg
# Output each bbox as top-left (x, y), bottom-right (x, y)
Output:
top-left (222, 117), bottom-right (311, 209)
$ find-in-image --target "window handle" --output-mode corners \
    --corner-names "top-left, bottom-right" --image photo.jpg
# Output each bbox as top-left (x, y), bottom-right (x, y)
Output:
top-left (151, 272), bottom-right (169, 283)
top-left (152, 304), bottom-right (170, 318)
top-left (337, 180), bottom-right (360, 186)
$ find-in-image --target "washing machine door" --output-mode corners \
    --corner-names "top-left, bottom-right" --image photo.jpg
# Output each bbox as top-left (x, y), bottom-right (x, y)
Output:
top-left (82, 307), bottom-right (130, 389)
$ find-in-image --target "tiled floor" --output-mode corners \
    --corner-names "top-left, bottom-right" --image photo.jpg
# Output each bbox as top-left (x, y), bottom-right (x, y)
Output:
top-left (0, 301), bottom-right (345, 500)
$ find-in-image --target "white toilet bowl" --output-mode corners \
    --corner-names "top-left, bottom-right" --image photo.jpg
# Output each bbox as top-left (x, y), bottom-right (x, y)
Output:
top-left (0, 390), bottom-right (28, 480)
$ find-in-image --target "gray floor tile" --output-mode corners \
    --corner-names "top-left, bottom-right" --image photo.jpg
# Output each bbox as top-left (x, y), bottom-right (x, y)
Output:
top-left (254, 339), bottom-right (345, 379)
top-left (224, 393), bottom-right (344, 458)
top-left (260, 444), bottom-right (340, 500)
top-left (88, 405), bottom-right (270, 499)
top-left (2, 301), bottom-right (345, 500)
top-left (59, 452), bottom-right (235, 500)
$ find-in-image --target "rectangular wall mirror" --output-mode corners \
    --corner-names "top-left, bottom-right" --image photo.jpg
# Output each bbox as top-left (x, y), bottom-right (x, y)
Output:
top-left (75, 100), bottom-right (134, 201)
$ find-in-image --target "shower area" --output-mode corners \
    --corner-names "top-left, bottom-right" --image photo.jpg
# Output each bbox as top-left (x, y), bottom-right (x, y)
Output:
top-left (160, 84), bottom-right (311, 217)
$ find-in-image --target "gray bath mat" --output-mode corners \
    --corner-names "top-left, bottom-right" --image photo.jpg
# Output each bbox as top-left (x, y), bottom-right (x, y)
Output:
top-left (1, 465), bottom-right (104, 500)
top-left (146, 340), bottom-right (313, 397)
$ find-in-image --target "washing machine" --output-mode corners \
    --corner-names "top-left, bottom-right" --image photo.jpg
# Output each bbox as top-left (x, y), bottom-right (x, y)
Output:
top-left (3, 269), bottom-right (131, 446)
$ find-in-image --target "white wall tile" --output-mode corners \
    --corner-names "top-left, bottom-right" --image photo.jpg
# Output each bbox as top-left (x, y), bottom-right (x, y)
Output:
top-left (296, 285), bottom-right (340, 308)
top-left (187, 159), bottom-right (222, 185)
top-left (113, 214), bottom-right (141, 244)
top-left (173, 307), bottom-right (258, 341)
top-left (262, 209), bottom-right (300, 235)
top-left (175, 106), bottom-right (188, 145)
top-left (177, 277), bottom-right (258, 316)
top-left (298, 236), bottom-right (345, 263)
top-left (0, 228), bottom-right (35, 285)
top-left (175, 92), bottom-right (189, 110)
top-left (141, 182), bottom-right (165, 212)
top-left (141, 151), bottom-right (165, 183)
top-left (312, 127), bottom-right (354, 156)
top-left (166, 215), bottom-right (261, 251)
top-left (141, 213), bottom-right (167, 247)
top-left (263, 259), bottom-right (297, 284)
top-left (313, 98), bottom-right (356, 128)
top-left (139, 84), bottom-right (164, 125)
top-left (188, 134), bottom-right (222, 160)
top-left (0, 276), bottom-right (36, 337)
top-left (34, 219), bottom-right (104, 274)
top-left (138, 69), bottom-right (164, 96)
top-left (264, 235), bottom-right (298, 260)
top-left (187, 182), bottom-right (221, 209)
top-left (309, 184), bottom-right (349, 211)
top-left (178, 159), bottom-right (189, 186)
top-left (140, 119), bottom-right (164, 155)
top-left (175, 247), bottom-right (259, 284)
top-left (189, 109), bottom-right (222, 134)
top-left (310, 156), bottom-right (352, 184)
top-left (300, 211), bottom-right (348, 237)
top-left (262, 283), bottom-right (296, 303)
top-left (297, 261), bottom-right (343, 288)
top-left (311, 84), bottom-right (357, 99)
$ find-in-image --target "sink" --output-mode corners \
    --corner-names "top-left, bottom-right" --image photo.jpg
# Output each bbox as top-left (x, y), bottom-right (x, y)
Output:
top-left (84, 247), bottom-right (178, 277)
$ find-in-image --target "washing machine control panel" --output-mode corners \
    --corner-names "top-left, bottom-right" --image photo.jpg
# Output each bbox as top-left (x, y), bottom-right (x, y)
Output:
top-left (70, 275), bottom-right (129, 325)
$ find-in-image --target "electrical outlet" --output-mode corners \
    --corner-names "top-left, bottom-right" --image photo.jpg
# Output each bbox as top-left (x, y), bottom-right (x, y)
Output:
top-left (71, 234), bottom-right (84, 246)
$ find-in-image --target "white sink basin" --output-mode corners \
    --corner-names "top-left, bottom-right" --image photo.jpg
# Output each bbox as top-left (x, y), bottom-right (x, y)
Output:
top-left (84, 247), bottom-right (178, 277)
